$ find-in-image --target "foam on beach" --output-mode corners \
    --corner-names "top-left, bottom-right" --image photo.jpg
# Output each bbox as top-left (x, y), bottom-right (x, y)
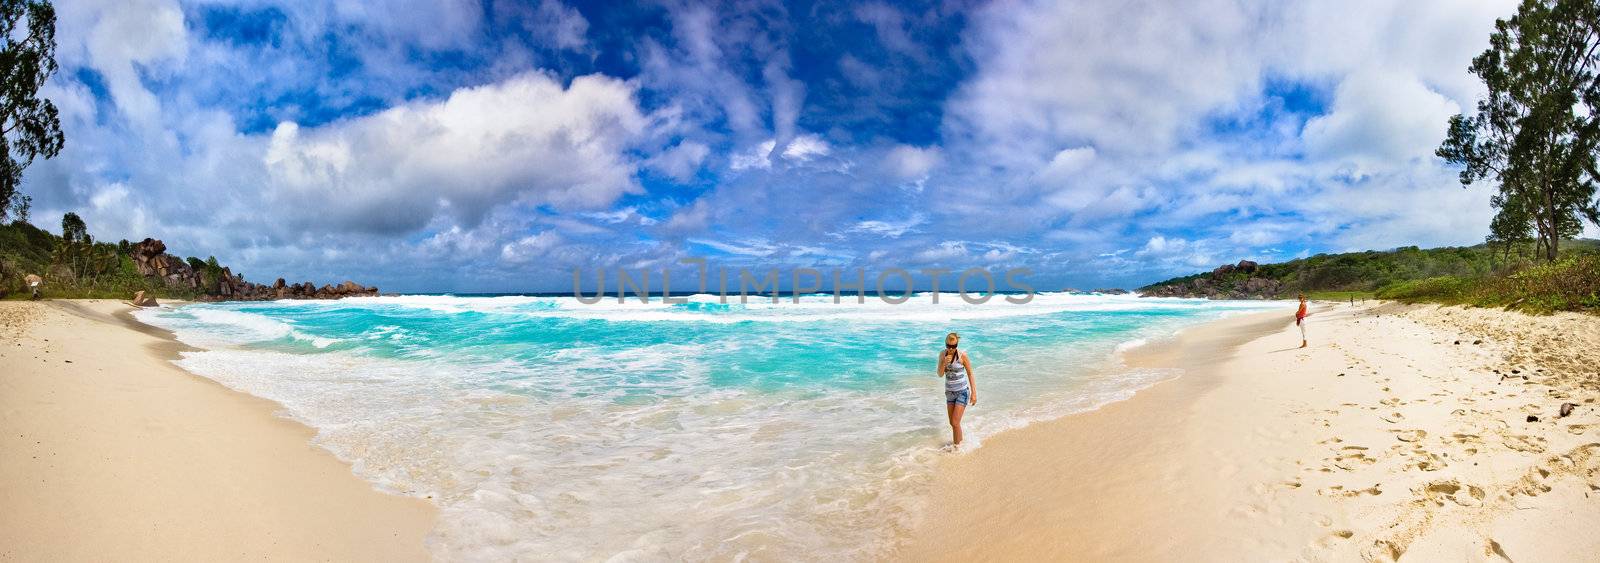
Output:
top-left (135, 293), bottom-right (1279, 559)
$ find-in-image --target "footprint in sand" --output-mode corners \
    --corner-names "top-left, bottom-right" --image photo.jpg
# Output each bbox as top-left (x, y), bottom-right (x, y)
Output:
top-left (1333, 451), bottom-right (1376, 471)
top-left (1315, 529), bottom-right (1356, 548)
top-left (1510, 469), bottom-right (1554, 497)
top-left (1409, 452), bottom-right (1447, 472)
top-left (1486, 539), bottom-right (1513, 562)
top-left (1318, 484), bottom-right (1382, 497)
top-left (1392, 429), bottom-right (1427, 443)
top-left (1501, 434), bottom-right (1546, 453)
top-left (1363, 537), bottom-right (1414, 559)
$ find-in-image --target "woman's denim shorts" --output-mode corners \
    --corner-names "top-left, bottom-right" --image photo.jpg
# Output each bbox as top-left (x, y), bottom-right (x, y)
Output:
top-left (945, 389), bottom-right (969, 405)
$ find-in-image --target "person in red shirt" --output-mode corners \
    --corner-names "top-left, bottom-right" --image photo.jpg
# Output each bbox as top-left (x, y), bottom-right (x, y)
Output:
top-left (1295, 293), bottom-right (1309, 348)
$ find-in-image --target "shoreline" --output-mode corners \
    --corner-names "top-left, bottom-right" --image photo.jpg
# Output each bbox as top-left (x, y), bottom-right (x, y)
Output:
top-left (0, 299), bottom-right (436, 561)
top-left (902, 305), bottom-right (1295, 559)
top-left (904, 301), bottom-right (1600, 561)
top-left (8, 297), bottom-right (1596, 560)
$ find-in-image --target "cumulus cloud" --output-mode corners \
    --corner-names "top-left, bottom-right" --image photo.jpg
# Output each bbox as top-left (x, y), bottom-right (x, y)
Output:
top-left (263, 72), bottom-right (647, 234)
top-left (1302, 70), bottom-right (1461, 166)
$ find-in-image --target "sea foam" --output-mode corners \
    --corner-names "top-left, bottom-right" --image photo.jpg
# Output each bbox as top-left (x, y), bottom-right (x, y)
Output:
top-left (135, 293), bottom-right (1279, 560)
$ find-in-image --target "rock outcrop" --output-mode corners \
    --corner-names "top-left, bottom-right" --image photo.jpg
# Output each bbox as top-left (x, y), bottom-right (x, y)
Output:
top-left (1140, 259), bottom-right (1284, 300)
top-left (130, 238), bottom-right (378, 302)
top-left (131, 239), bottom-right (198, 289)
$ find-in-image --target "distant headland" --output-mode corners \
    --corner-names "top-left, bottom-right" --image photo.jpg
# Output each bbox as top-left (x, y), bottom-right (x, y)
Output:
top-left (0, 215), bottom-right (376, 301)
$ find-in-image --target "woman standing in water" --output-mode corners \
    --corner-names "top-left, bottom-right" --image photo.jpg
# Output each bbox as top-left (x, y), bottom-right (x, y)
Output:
top-left (937, 332), bottom-right (977, 447)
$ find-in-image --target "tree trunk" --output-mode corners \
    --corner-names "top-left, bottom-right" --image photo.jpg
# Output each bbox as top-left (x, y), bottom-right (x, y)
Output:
top-left (1545, 185), bottom-right (1560, 261)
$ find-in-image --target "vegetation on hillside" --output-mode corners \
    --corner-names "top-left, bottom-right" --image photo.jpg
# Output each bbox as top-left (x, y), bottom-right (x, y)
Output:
top-left (1139, 240), bottom-right (1600, 314)
top-left (0, 215), bottom-right (218, 299)
top-left (1375, 253), bottom-right (1600, 313)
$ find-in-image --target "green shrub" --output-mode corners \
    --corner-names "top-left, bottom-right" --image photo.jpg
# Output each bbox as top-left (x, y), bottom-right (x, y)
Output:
top-left (1470, 254), bottom-right (1600, 313)
top-left (1376, 276), bottom-right (1469, 301)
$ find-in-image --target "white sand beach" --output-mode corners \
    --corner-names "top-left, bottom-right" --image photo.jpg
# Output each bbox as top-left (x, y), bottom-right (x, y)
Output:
top-left (0, 300), bottom-right (435, 561)
top-left (3, 298), bottom-right (1597, 561)
top-left (908, 301), bottom-right (1600, 561)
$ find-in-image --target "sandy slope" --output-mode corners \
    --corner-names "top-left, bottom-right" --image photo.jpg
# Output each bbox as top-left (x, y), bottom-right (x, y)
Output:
top-left (0, 300), bottom-right (435, 561)
top-left (907, 302), bottom-right (1600, 562)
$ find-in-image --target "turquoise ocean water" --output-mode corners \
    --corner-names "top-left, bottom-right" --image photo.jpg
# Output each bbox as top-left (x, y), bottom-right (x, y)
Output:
top-left (135, 293), bottom-right (1279, 560)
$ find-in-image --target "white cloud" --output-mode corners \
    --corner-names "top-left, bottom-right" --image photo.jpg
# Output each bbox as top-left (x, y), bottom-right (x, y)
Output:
top-left (647, 140), bottom-right (711, 182)
top-left (847, 214), bottom-right (925, 238)
top-left (1037, 146), bottom-right (1096, 182)
top-left (59, 0), bottom-right (188, 127)
top-left (883, 145), bottom-right (941, 180)
top-left (500, 231), bottom-right (562, 263)
top-left (661, 199), bottom-right (712, 234)
top-left (530, 0), bottom-right (590, 51)
top-left (951, 0), bottom-right (1264, 163)
top-left (1266, 0), bottom-right (1515, 107)
top-left (263, 72), bottom-right (647, 233)
top-left (332, 0), bottom-right (484, 51)
top-left (728, 134), bottom-right (831, 171)
top-left (853, 3), bottom-right (918, 57)
top-left (582, 206), bottom-right (657, 226)
top-left (1302, 70), bottom-right (1460, 165)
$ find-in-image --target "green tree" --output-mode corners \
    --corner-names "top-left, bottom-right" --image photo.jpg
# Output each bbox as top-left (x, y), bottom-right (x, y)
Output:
top-left (0, 1), bottom-right (63, 220)
top-left (1438, 0), bottom-right (1600, 261)
top-left (52, 210), bottom-right (85, 278)
top-left (1485, 192), bottom-right (1536, 260)
top-left (58, 209), bottom-right (82, 243)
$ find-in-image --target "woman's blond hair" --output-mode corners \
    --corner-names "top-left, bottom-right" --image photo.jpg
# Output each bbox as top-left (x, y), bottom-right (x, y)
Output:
top-left (942, 333), bottom-right (962, 372)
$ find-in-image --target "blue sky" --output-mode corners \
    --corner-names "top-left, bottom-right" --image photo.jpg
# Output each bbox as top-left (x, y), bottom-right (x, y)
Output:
top-left (29, 0), bottom-right (1587, 293)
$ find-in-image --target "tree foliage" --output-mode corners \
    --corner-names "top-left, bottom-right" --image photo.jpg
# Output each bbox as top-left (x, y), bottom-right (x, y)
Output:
top-left (0, 0), bottom-right (62, 220)
top-left (58, 209), bottom-right (82, 242)
top-left (1439, 0), bottom-right (1600, 261)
